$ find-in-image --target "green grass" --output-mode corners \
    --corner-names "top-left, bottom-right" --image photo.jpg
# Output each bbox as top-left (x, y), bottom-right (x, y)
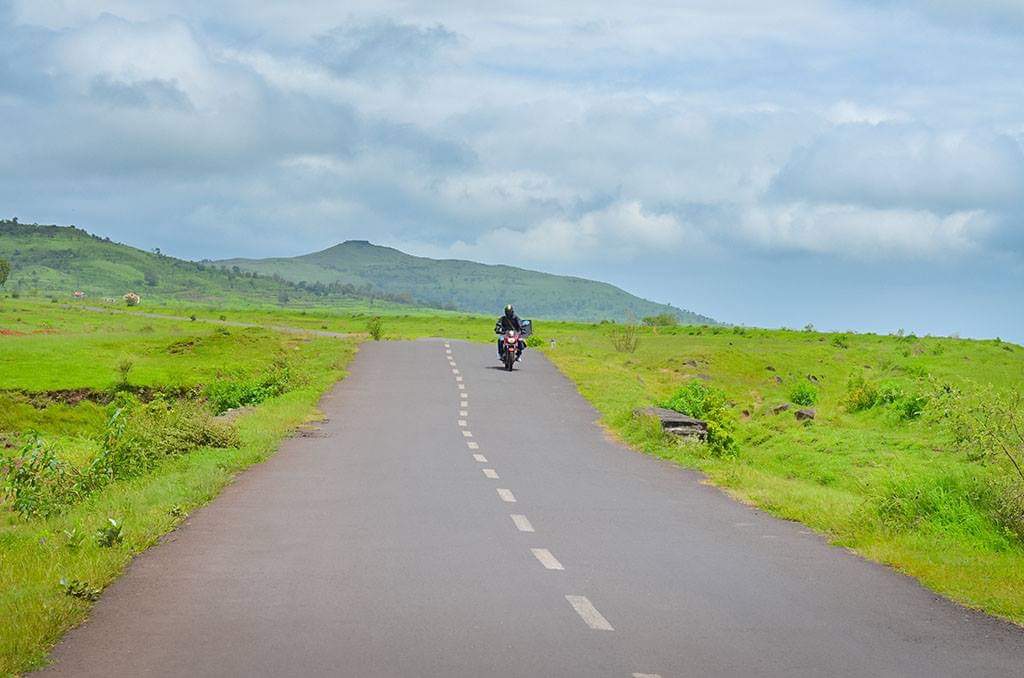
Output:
top-left (536, 323), bottom-right (1024, 624)
top-left (0, 298), bottom-right (357, 675)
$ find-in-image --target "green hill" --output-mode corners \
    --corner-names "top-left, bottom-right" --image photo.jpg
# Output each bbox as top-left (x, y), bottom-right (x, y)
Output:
top-left (217, 240), bottom-right (713, 323)
top-left (0, 221), bottom-right (409, 307)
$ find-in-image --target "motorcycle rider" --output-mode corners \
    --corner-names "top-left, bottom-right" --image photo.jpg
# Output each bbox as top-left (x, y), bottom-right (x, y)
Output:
top-left (496, 304), bottom-right (526, 362)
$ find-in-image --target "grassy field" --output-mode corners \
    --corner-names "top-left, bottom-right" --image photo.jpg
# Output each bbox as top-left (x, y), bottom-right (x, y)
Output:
top-left (535, 322), bottom-right (1024, 624)
top-left (0, 298), bottom-right (357, 674)
top-left (3, 296), bottom-right (1022, 674)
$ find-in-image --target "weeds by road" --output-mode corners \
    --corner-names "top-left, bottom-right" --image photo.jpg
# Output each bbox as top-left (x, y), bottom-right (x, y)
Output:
top-left (0, 299), bottom-right (356, 674)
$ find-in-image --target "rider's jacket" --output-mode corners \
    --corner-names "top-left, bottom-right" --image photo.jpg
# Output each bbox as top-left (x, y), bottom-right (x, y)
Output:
top-left (497, 313), bottom-right (523, 332)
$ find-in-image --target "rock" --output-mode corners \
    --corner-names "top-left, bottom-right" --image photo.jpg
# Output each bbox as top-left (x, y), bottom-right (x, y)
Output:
top-left (741, 409), bottom-right (751, 419)
top-left (774, 375), bottom-right (783, 384)
top-left (684, 359), bottom-right (699, 367)
top-left (771, 403), bottom-right (791, 415)
top-left (636, 407), bottom-right (708, 440)
top-left (765, 365), bottom-right (776, 372)
top-left (807, 374), bottom-right (819, 383)
top-left (795, 408), bottom-right (816, 421)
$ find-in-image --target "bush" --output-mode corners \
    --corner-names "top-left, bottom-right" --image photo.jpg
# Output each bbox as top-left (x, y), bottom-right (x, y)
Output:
top-left (0, 436), bottom-right (81, 518)
top-left (204, 360), bottom-right (292, 414)
top-left (642, 313), bottom-right (678, 327)
top-left (877, 381), bottom-right (904, 404)
top-left (526, 335), bottom-right (544, 348)
top-left (609, 318), bottom-right (640, 353)
top-left (95, 517), bottom-right (124, 547)
top-left (661, 381), bottom-right (736, 453)
top-left (831, 334), bottom-right (850, 349)
top-left (366, 316), bottom-right (384, 341)
top-left (931, 384), bottom-right (1024, 539)
top-left (83, 396), bottom-right (239, 490)
top-left (789, 382), bottom-right (818, 406)
top-left (845, 374), bottom-right (878, 412)
top-left (893, 393), bottom-right (928, 421)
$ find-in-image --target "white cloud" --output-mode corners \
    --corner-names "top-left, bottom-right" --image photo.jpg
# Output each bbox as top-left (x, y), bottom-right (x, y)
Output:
top-left (444, 201), bottom-right (694, 265)
top-left (770, 124), bottom-right (1024, 212)
top-left (735, 203), bottom-right (995, 260)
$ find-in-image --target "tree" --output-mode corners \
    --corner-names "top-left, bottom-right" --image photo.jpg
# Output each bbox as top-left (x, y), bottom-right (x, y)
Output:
top-left (0, 258), bottom-right (9, 288)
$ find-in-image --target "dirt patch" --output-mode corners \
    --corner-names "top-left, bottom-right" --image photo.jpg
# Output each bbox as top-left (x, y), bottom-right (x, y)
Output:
top-left (0, 328), bottom-right (26, 336)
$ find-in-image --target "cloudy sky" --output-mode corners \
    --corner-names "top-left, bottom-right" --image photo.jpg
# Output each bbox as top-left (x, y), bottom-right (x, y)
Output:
top-left (2, 1), bottom-right (1022, 339)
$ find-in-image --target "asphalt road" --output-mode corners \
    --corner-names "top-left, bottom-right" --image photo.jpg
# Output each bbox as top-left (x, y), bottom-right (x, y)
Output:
top-left (41, 340), bottom-right (1024, 677)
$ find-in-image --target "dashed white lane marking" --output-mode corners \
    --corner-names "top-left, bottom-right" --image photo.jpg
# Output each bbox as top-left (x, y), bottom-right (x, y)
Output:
top-left (452, 368), bottom-right (459, 374)
top-left (497, 488), bottom-right (516, 503)
top-left (460, 400), bottom-right (469, 407)
top-left (459, 410), bottom-right (468, 417)
top-left (473, 454), bottom-right (488, 462)
top-left (458, 420), bottom-right (468, 427)
top-left (511, 514), bottom-right (535, 532)
top-left (467, 441), bottom-right (479, 449)
top-left (456, 376), bottom-right (463, 382)
top-left (462, 430), bottom-right (473, 438)
top-left (458, 384), bottom-right (466, 391)
top-left (633, 674), bottom-right (662, 678)
top-left (482, 468), bottom-right (499, 479)
top-left (565, 596), bottom-right (614, 631)
top-left (530, 548), bottom-right (564, 570)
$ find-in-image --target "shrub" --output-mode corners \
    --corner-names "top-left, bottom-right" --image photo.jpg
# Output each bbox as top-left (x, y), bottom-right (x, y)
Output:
top-left (83, 396), bottom-right (239, 490)
top-left (526, 335), bottom-right (544, 348)
top-left (877, 381), bottom-right (904, 404)
top-left (893, 393), bottom-right (928, 421)
top-left (931, 384), bottom-right (1024, 539)
top-left (661, 381), bottom-right (736, 453)
top-left (60, 578), bottom-right (101, 601)
top-left (609, 317), bottom-right (640, 353)
top-left (845, 374), bottom-right (878, 412)
top-left (95, 517), bottom-right (124, 547)
top-left (789, 382), bottom-right (818, 406)
top-left (0, 436), bottom-right (81, 518)
top-left (204, 361), bottom-right (292, 414)
top-left (831, 334), bottom-right (850, 349)
top-left (642, 313), bottom-right (678, 327)
top-left (116, 356), bottom-right (134, 388)
top-left (367, 316), bottom-right (384, 341)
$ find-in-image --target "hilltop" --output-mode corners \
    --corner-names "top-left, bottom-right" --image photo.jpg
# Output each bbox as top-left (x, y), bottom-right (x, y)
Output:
top-left (0, 222), bottom-right (412, 308)
top-left (217, 240), bottom-right (713, 322)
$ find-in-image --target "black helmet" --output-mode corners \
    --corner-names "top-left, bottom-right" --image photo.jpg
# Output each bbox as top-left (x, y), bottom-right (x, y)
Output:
top-left (504, 304), bottom-right (514, 317)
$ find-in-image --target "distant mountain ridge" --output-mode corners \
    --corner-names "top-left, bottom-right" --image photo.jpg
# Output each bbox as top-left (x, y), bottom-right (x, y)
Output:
top-left (0, 222), bottom-right (410, 307)
top-left (0, 221), bottom-right (714, 323)
top-left (217, 240), bottom-right (714, 323)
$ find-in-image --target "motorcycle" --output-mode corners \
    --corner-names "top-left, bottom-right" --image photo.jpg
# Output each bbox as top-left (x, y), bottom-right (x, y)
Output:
top-left (498, 329), bottom-right (521, 371)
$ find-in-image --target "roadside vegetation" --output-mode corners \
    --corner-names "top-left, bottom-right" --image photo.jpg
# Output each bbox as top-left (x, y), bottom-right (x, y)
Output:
top-left (3, 293), bottom-right (1023, 672)
top-left (0, 298), bottom-right (356, 674)
top-left (538, 322), bottom-right (1024, 625)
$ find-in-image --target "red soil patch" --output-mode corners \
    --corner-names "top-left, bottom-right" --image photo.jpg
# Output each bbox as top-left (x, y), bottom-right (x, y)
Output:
top-left (0, 328), bottom-right (26, 336)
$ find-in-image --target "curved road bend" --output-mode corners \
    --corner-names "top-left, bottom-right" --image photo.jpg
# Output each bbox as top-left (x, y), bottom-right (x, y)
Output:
top-left (41, 340), bottom-right (1024, 677)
